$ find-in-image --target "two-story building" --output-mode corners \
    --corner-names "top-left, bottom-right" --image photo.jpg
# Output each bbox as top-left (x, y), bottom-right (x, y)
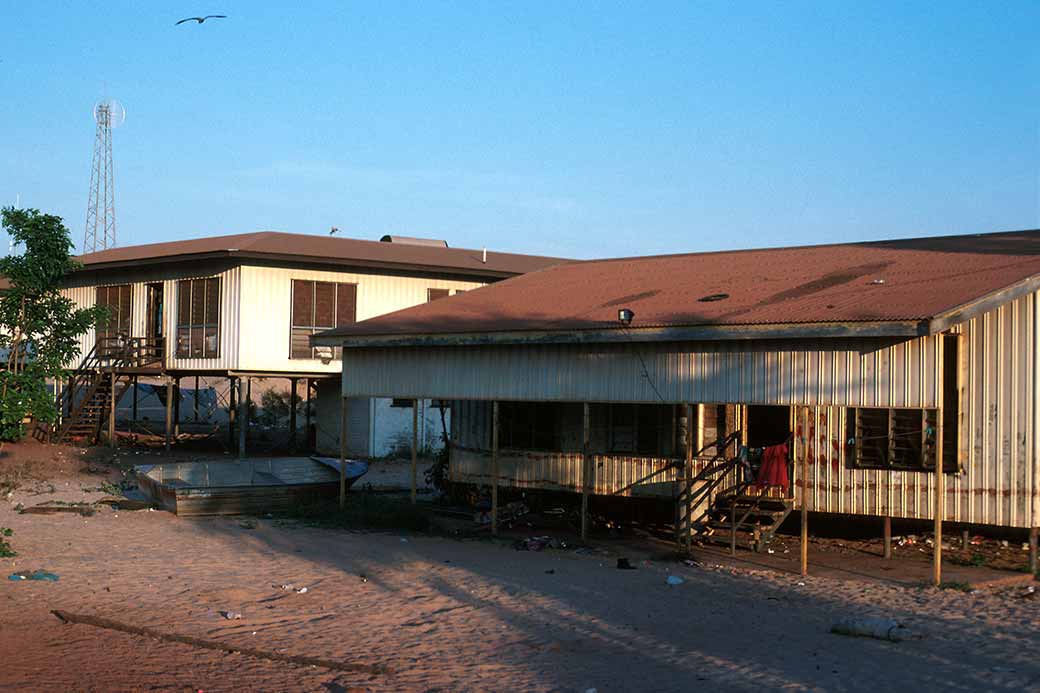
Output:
top-left (53, 231), bottom-right (564, 454)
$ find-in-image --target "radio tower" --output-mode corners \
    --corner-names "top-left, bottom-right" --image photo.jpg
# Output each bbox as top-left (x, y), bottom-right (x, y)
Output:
top-left (84, 99), bottom-right (125, 253)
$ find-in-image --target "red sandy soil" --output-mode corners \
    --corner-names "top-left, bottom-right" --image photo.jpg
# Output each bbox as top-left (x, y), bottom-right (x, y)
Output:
top-left (1, 442), bottom-right (1039, 692)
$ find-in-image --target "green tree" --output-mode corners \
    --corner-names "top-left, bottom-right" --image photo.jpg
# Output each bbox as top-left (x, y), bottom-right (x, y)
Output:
top-left (0, 208), bottom-right (104, 441)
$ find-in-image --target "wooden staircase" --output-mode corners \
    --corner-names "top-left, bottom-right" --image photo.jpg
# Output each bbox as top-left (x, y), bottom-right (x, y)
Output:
top-left (677, 431), bottom-right (795, 553)
top-left (36, 336), bottom-right (162, 445)
top-left (697, 490), bottom-right (794, 552)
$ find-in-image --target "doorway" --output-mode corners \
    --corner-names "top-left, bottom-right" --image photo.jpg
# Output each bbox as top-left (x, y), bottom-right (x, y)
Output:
top-left (746, 405), bottom-right (791, 448)
top-left (146, 283), bottom-right (164, 353)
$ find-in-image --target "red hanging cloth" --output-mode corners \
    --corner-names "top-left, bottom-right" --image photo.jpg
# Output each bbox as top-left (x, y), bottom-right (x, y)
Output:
top-left (756, 442), bottom-right (790, 493)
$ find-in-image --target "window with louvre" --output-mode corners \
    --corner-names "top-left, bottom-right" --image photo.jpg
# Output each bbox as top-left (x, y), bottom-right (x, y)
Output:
top-left (427, 288), bottom-right (450, 302)
top-left (290, 280), bottom-right (357, 359)
top-left (96, 284), bottom-right (132, 356)
top-left (175, 277), bottom-right (220, 358)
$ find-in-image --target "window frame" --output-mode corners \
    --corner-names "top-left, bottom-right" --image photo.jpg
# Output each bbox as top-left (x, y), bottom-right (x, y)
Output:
top-left (95, 284), bottom-right (133, 356)
top-left (175, 277), bottom-right (221, 359)
top-left (289, 279), bottom-right (357, 360)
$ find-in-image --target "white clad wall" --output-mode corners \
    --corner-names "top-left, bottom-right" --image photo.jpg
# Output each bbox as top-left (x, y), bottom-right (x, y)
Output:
top-left (61, 265), bottom-right (240, 371)
top-left (237, 265), bottom-right (484, 374)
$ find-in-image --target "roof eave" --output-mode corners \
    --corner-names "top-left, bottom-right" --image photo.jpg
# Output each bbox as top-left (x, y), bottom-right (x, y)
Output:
top-left (313, 319), bottom-right (930, 349)
top-left (927, 273), bottom-right (1040, 334)
top-left (70, 249), bottom-right (527, 280)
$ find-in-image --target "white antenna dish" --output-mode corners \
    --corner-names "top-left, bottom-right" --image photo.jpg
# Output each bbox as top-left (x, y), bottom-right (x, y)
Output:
top-left (93, 99), bottom-right (126, 128)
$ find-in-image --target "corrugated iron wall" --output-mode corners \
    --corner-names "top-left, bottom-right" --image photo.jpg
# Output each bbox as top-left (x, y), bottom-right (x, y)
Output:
top-left (342, 336), bottom-right (943, 407)
top-left (347, 292), bottom-right (1039, 529)
top-left (792, 291), bottom-right (1037, 528)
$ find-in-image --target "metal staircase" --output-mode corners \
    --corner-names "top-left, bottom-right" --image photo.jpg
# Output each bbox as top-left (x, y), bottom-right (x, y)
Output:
top-left (37, 336), bottom-right (162, 445)
top-left (678, 431), bottom-right (795, 553)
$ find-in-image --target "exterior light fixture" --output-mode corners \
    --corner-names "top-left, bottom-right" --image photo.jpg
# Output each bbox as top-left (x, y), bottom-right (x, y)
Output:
top-left (618, 308), bottom-right (635, 325)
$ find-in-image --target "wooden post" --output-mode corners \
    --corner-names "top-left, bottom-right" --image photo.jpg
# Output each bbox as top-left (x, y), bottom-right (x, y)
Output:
top-left (131, 375), bottom-right (138, 425)
top-left (410, 398), bottom-right (418, 504)
top-left (108, 370), bottom-right (117, 447)
top-left (228, 376), bottom-right (236, 450)
top-left (491, 401), bottom-right (500, 536)
top-left (934, 411), bottom-right (944, 587)
top-left (962, 528), bottom-right (970, 548)
top-left (289, 378), bottom-right (298, 452)
top-left (238, 377), bottom-right (247, 459)
top-left (164, 378), bottom-right (173, 452)
top-left (581, 402), bottom-right (590, 542)
top-left (800, 421), bottom-right (809, 577)
top-left (173, 377), bottom-right (181, 437)
top-left (683, 403), bottom-right (694, 550)
top-left (304, 379), bottom-right (312, 449)
top-left (1029, 527), bottom-right (1038, 578)
top-left (883, 516), bottom-right (892, 559)
top-left (339, 396), bottom-right (348, 508)
top-left (194, 375), bottom-right (200, 422)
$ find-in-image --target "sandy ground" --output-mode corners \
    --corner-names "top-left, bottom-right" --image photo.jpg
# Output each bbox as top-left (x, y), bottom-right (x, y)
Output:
top-left (1, 445), bottom-right (1039, 691)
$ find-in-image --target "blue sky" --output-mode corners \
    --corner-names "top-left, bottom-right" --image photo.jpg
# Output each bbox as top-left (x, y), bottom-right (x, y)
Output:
top-left (2, 2), bottom-right (1037, 258)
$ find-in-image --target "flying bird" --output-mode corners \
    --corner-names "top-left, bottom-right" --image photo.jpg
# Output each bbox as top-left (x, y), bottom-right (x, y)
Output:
top-left (330, 227), bottom-right (340, 236)
top-left (175, 15), bottom-right (227, 25)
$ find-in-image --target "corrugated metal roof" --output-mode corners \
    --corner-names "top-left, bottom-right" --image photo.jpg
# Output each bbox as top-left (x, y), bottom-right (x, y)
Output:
top-left (73, 231), bottom-right (564, 278)
top-left (318, 229), bottom-right (1040, 340)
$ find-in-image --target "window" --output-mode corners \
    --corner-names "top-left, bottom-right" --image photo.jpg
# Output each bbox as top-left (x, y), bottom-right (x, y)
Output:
top-left (427, 288), bottom-right (450, 302)
top-left (499, 402), bottom-right (562, 451)
top-left (176, 277), bottom-right (220, 358)
top-left (391, 398), bottom-right (414, 408)
top-left (291, 280), bottom-right (356, 359)
top-left (96, 284), bottom-right (132, 355)
top-left (595, 403), bottom-right (673, 456)
top-left (845, 407), bottom-right (956, 472)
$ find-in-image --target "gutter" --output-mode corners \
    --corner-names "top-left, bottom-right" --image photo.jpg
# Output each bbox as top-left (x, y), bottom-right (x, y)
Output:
top-left (312, 319), bottom-right (930, 349)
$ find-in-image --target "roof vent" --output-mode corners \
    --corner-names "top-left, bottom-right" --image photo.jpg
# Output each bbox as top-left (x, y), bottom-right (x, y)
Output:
top-left (379, 235), bottom-right (449, 248)
top-left (697, 293), bottom-right (729, 303)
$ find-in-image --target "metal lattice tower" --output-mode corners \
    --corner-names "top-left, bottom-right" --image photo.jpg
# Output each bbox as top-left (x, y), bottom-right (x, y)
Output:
top-left (84, 100), bottom-right (123, 253)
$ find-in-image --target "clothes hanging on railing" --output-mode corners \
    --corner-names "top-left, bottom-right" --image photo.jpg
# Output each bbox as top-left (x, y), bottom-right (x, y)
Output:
top-left (755, 442), bottom-right (790, 492)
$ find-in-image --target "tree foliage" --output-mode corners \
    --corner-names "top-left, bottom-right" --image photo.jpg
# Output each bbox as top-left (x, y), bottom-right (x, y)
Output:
top-left (0, 208), bottom-right (104, 441)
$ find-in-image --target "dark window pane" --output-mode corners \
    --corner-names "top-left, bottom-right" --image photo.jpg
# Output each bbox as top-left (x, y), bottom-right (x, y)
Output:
top-left (177, 281), bottom-right (192, 328)
top-left (427, 288), bottom-right (450, 302)
top-left (314, 282), bottom-right (335, 327)
top-left (292, 280), bottom-right (313, 328)
top-left (176, 327), bottom-right (191, 358)
top-left (204, 278), bottom-right (220, 326)
top-left (336, 283), bottom-right (357, 326)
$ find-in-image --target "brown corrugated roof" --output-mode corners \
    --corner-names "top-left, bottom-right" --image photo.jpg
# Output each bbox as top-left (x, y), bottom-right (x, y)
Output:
top-left (73, 231), bottom-right (565, 278)
top-left (316, 229), bottom-right (1040, 343)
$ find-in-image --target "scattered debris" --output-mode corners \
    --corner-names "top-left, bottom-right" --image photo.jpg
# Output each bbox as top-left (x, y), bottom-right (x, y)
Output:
top-left (616, 558), bottom-right (636, 570)
top-left (19, 502), bottom-right (95, 517)
top-left (830, 617), bottom-right (915, 642)
top-left (682, 559), bottom-right (701, 568)
top-left (666, 575), bottom-right (684, 586)
top-left (220, 611), bottom-right (242, 620)
top-left (514, 536), bottom-right (567, 552)
top-left (9, 570), bottom-right (59, 582)
top-left (276, 583), bottom-right (309, 594)
top-left (545, 569), bottom-right (555, 575)
top-left (238, 518), bottom-right (259, 529)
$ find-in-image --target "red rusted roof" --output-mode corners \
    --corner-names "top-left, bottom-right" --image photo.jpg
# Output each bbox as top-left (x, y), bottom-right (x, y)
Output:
top-left (73, 231), bottom-right (565, 278)
top-left (317, 229), bottom-right (1040, 340)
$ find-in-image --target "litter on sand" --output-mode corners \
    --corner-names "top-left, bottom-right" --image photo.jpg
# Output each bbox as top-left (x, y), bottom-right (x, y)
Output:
top-left (8, 570), bottom-right (59, 582)
top-left (666, 575), bottom-right (684, 586)
top-left (830, 617), bottom-right (915, 642)
top-left (220, 611), bottom-right (242, 620)
top-left (616, 558), bottom-right (636, 570)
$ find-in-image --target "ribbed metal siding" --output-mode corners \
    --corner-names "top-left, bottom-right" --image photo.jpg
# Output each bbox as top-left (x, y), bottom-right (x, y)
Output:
top-left (792, 292), bottom-right (1037, 528)
top-left (238, 266), bottom-right (484, 374)
top-left (62, 268), bottom-right (241, 371)
top-left (343, 337), bottom-right (942, 407)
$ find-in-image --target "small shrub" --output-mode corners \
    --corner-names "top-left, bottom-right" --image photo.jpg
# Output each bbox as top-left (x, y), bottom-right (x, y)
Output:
top-left (0, 527), bottom-right (15, 558)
